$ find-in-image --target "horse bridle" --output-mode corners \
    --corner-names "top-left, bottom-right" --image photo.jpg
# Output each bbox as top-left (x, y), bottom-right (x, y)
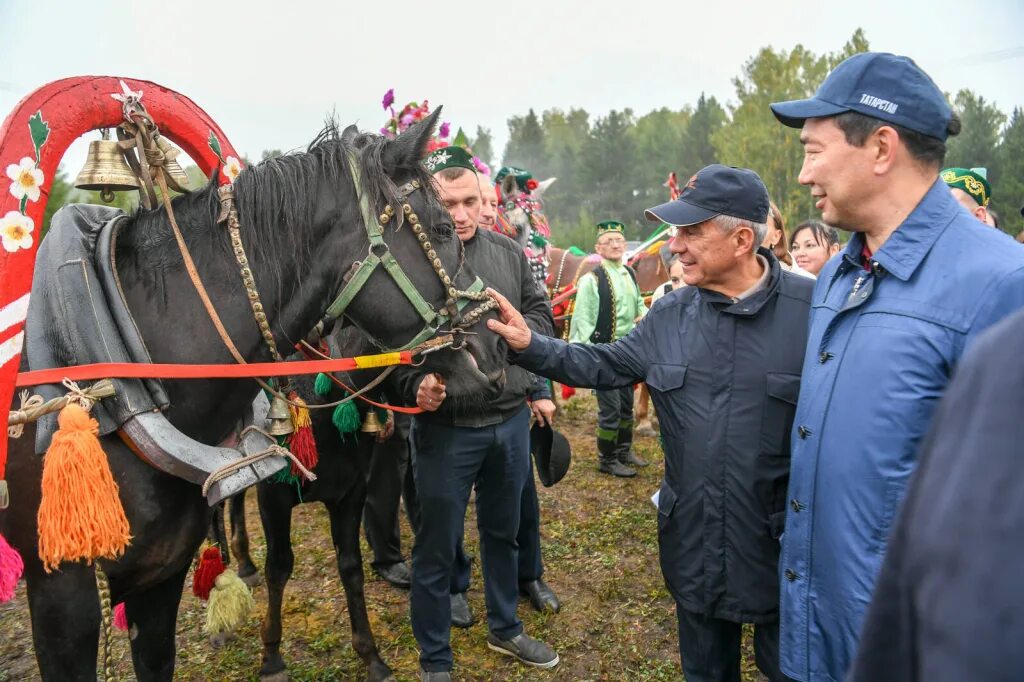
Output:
top-left (315, 156), bottom-right (497, 353)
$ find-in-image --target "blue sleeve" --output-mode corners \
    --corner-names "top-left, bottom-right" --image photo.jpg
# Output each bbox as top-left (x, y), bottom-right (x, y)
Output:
top-left (514, 314), bottom-right (650, 389)
top-left (528, 373), bottom-right (552, 401)
top-left (964, 266), bottom-right (1024, 353)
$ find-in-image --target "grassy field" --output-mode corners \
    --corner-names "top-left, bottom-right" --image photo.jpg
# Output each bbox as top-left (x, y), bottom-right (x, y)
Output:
top-left (0, 393), bottom-right (767, 681)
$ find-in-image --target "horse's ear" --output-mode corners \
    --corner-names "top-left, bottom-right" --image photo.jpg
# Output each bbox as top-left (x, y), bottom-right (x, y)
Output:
top-left (501, 174), bottom-right (518, 199)
top-left (534, 177), bottom-right (557, 198)
top-left (341, 124), bottom-right (360, 146)
top-left (383, 107), bottom-right (442, 173)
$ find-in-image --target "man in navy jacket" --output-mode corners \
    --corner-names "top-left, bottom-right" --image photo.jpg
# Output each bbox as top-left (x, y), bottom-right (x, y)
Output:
top-left (487, 164), bottom-right (811, 682)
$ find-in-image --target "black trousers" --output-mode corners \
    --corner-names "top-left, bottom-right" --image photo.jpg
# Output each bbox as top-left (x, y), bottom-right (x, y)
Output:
top-left (364, 414), bottom-right (411, 569)
top-left (676, 609), bottom-right (794, 682)
top-left (384, 415), bottom-right (544, 589)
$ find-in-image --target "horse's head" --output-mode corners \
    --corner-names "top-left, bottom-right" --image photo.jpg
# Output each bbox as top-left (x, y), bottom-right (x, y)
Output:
top-left (497, 174), bottom-right (554, 252)
top-left (336, 111), bottom-right (506, 399)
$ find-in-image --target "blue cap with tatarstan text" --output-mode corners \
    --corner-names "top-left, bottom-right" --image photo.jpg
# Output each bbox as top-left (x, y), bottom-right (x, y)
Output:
top-left (770, 52), bottom-right (953, 140)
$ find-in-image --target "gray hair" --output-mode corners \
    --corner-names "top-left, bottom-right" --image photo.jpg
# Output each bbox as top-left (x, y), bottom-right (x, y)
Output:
top-left (714, 214), bottom-right (768, 253)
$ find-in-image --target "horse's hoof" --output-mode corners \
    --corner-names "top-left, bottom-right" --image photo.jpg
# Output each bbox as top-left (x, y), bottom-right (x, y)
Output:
top-left (259, 672), bottom-right (289, 682)
top-left (240, 571), bottom-right (263, 587)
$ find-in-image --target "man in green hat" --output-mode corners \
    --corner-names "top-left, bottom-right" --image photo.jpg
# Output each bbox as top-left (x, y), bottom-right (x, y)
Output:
top-left (394, 144), bottom-right (559, 681)
top-left (568, 220), bottom-right (648, 477)
top-left (942, 167), bottom-right (992, 224)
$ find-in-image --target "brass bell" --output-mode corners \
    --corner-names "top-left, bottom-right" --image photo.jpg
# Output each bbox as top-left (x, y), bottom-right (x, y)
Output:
top-left (74, 133), bottom-right (139, 202)
top-left (151, 133), bottom-right (191, 189)
top-left (360, 410), bottom-right (383, 434)
top-left (266, 393), bottom-right (295, 436)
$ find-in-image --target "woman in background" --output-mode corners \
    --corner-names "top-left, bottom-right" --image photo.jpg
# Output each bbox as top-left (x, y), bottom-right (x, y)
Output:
top-left (789, 219), bottom-right (841, 278)
top-left (763, 202), bottom-right (814, 278)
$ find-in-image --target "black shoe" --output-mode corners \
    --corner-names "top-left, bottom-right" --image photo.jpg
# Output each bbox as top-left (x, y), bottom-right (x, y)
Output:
top-left (620, 448), bottom-right (649, 468)
top-left (598, 459), bottom-right (636, 477)
top-left (487, 631), bottom-right (559, 668)
top-left (520, 579), bottom-right (561, 613)
top-left (450, 592), bottom-right (475, 628)
top-left (419, 669), bottom-right (452, 682)
top-left (373, 561), bottom-right (411, 589)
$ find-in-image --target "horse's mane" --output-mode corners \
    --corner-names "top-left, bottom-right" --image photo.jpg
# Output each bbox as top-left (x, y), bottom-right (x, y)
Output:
top-left (128, 120), bottom-right (451, 273)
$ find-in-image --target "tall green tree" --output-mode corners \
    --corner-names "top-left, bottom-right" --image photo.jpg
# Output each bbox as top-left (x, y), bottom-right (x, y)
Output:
top-left (680, 93), bottom-right (726, 176)
top-left (503, 108), bottom-right (546, 175)
top-left (713, 29), bottom-right (870, 226)
top-left (469, 126), bottom-right (494, 169)
top-left (42, 166), bottom-right (74, 237)
top-left (992, 107), bottom-right (1024, 236)
top-left (945, 90), bottom-right (1005, 174)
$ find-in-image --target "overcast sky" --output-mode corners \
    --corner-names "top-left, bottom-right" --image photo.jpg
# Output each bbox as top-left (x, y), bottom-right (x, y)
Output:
top-left (2, 0), bottom-right (1022, 174)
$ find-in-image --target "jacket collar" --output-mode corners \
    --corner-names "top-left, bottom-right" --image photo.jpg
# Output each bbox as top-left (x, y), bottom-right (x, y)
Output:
top-left (700, 247), bottom-right (782, 316)
top-left (834, 177), bottom-right (957, 283)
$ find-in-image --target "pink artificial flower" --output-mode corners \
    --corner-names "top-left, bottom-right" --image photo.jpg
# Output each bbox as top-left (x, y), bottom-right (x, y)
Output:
top-left (472, 157), bottom-right (491, 176)
top-left (400, 113), bottom-right (414, 128)
top-left (382, 88), bottom-right (395, 110)
top-left (438, 122), bottom-right (451, 139)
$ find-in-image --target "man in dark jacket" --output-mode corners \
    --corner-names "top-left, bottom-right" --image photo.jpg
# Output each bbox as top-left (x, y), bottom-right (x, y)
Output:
top-left (486, 164), bottom-right (811, 682)
top-left (396, 146), bottom-right (558, 681)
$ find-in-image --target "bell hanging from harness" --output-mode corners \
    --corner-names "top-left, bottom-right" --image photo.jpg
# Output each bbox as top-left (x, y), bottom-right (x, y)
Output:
top-left (360, 409), bottom-right (383, 434)
top-left (73, 129), bottom-right (139, 202)
top-left (266, 392), bottom-right (294, 436)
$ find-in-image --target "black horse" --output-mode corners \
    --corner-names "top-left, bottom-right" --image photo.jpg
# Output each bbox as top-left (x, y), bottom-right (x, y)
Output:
top-left (0, 109), bottom-right (506, 681)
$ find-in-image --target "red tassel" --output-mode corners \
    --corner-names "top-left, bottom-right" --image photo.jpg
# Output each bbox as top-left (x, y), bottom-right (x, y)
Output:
top-left (286, 392), bottom-right (318, 477)
top-left (0, 533), bottom-right (24, 603)
top-left (113, 602), bottom-right (128, 631)
top-left (561, 384), bottom-right (577, 401)
top-left (192, 545), bottom-right (226, 601)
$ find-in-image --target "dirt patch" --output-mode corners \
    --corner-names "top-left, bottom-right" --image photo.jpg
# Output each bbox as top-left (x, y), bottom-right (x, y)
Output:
top-left (0, 392), bottom-right (767, 681)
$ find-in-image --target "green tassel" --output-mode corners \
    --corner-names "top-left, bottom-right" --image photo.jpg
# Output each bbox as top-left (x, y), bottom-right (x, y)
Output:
top-left (567, 246), bottom-right (587, 257)
top-left (332, 400), bottom-right (362, 440)
top-left (314, 373), bottom-right (333, 396)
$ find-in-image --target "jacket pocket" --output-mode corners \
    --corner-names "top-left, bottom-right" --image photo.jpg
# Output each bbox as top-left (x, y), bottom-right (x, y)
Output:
top-left (646, 363), bottom-right (687, 392)
top-left (760, 371), bottom-right (800, 456)
top-left (657, 481), bottom-right (678, 534)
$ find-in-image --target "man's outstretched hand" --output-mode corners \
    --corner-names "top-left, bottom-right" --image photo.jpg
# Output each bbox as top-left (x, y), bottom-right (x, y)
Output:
top-left (485, 288), bottom-right (532, 352)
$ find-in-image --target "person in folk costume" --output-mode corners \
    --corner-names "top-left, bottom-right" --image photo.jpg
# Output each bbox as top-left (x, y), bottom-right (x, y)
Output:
top-left (942, 166), bottom-right (993, 225)
top-left (568, 220), bottom-right (648, 477)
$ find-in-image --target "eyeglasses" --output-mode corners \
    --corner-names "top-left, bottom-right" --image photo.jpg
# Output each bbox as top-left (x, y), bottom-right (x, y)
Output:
top-left (598, 237), bottom-right (626, 245)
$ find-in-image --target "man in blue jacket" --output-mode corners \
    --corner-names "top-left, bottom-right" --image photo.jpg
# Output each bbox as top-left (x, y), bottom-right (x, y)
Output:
top-left (768, 52), bottom-right (1024, 682)
top-left (486, 164), bottom-right (812, 682)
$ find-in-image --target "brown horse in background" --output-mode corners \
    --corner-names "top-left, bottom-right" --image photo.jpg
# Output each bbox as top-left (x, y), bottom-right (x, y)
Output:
top-left (546, 243), bottom-right (672, 337)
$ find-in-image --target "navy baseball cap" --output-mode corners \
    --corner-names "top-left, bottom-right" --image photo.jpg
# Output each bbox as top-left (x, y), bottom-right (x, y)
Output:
top-left (770, 52), bottom-right (953, 140)
top-left (644, 164), bottom-right (770, 227)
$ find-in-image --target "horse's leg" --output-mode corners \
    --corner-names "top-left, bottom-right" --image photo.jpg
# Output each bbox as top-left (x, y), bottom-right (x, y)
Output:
top-left (229, 488), bottom-right (262, 585)
top-left (125, 564), bottom-right (191, 681)
top-left (328, 489), bottom-right (395, 682)
top-left (257, 483), bottom-right (295, 681)
top-left (210, 501), bottom-right (230, 566)
top-left (25, 563), bottom-right (101, 681)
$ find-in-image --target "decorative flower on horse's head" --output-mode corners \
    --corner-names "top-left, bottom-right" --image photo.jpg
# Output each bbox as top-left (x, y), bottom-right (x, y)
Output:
top-left (222, 156), bottom-right (242, 183)
top-left (438, 122), bottom-right (451, 139)
top-left (526, 178), bottom-right (539, 191)
top-left (0, 210), bottom-right (34, 253)
top-left (382, 88), bottom-right (395, 110)
top-left (6, 157), bottom-right (43, 203)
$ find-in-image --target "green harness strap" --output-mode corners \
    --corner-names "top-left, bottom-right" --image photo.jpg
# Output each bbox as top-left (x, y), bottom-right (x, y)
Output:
top-left (321, 155), bottom-right (484, 352)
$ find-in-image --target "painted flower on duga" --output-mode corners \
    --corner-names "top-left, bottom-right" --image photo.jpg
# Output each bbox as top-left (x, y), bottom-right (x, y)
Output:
top-left (0, 211), bottom-right (34, 253)
top-left (6, 157), bottom-right (44, 203)
top-left (222, 156), bottom-right (242, 183)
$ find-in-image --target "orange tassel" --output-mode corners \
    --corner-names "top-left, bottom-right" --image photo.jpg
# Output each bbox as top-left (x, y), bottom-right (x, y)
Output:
top-left (192, 545), bottom-right (226, 601)
top-left (37, 403), bottom-right (131, 572)
top-left (285, 392), bottom-right (318, 476)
